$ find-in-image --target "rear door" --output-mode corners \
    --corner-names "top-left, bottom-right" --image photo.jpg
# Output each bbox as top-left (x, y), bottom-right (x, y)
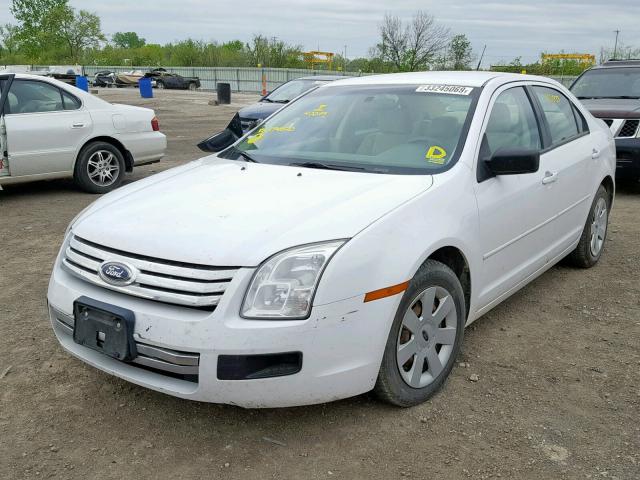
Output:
top-left (4, 78), bottom-right (92, 177)
top-left (529, 85), bottom-right (594, 256)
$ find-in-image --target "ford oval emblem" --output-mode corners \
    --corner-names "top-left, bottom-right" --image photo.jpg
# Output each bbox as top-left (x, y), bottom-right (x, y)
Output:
top-left (98, 261), bottom-right (136, 286)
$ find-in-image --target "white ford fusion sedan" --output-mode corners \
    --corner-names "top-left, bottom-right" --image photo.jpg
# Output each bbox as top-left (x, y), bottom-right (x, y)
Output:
top-left (0, 73), bottom-right (166, 193)
top-left (48, 72), bottom-right (615, 408)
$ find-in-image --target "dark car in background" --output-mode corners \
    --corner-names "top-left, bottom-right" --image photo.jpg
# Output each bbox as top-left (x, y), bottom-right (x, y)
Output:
top-left (571, 60), bottom-right (640, 181)
top-left (235, 75), bottom-right (345, 132)
top-left (197, 75), bottom-right (346, 152)
top-left (145, 68), bottom-right (201, 90)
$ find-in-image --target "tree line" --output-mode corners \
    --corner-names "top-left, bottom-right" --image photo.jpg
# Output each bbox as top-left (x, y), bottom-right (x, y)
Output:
top-left (0, 1), bottom-right (619, 75)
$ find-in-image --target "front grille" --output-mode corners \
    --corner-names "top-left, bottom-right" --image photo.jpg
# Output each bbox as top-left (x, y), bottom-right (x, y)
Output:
top-left (603, 119), bottom-right (614, 127)
top-left (619, 119), bottom-right (640, 138)
top-left (62, 235), bottom-right (238, 309)
top-left (52, 307), bottom-right (199, 382)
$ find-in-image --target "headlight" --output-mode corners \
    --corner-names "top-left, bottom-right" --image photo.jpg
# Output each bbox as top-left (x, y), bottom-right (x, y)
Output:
top-left (241, 240), bottom-right (346, 320)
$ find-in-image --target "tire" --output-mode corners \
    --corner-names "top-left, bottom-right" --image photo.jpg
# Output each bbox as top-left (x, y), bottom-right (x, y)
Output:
top-left (74, 141), bottom-right (126, 194)
top-left (188, 82), bottom-right (197, 91)
top-left (156, 81), bottom-right (165, 90)
top-left (567, 185), bottom-right (611, 268)
top-left (375, 260), bottom-right (466, 407)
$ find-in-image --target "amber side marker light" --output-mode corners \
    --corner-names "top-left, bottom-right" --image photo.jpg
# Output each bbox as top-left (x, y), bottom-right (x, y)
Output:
top-left (364, 281), bottom-right (410, 303)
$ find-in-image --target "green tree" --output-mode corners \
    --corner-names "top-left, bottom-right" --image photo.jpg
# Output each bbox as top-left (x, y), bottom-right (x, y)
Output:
top-left (448, 34), bottom-right (473, 70)
top-left (112, 31), bottom-right (146, 49)
top-left (56, 7), bottom-right (105, 62)
top-left (10, 0), bottom-right (68, 59)
top-left (0, 24), bottom-right (21, 57)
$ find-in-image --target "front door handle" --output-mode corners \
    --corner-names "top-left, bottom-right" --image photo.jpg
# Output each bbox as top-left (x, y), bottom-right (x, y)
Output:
top-left (72, 123), bottom-right (85, 128)
top-left (592, 148), bottom-right (601, 159)
top-left (542, 171), bottom-right (558, 185)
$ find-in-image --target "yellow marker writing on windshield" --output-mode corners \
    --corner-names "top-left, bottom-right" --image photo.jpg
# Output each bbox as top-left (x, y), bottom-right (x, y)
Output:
top-left (304, 104), bottom-right (329, 117)
top-left (426, 146), bottom-right (447, 164)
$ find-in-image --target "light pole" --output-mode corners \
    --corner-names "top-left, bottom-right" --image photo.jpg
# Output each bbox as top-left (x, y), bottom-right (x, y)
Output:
top-left (613, 30), bottom-right (620, 59)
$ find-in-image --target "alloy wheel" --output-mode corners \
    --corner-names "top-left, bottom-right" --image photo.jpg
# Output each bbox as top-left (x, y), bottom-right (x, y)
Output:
top-left (87, 150), bottom-right (120, 187)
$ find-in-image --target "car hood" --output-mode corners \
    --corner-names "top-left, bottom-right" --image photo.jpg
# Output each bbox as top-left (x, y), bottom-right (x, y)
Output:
top-left (579, 98), bottom-right (640, 119)
top-left (73, 158), bottom-right (433, 267)
top-left (238, 102), bottom-right (284, 120)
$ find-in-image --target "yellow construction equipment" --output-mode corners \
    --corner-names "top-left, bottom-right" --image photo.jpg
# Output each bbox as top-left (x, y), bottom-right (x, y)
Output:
top-left (541, 53), bottom-right (596, 65)
top-left (304, 51), bottom-right (334, 70)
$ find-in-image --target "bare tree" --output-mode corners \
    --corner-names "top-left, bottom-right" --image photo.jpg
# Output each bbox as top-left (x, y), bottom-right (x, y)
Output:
top-left (378, 11), bottom-right (450, 71)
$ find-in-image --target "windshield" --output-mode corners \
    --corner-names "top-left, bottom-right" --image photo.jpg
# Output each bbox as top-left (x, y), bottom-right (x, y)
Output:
top-left (230, 84), bottom-right (479, 174)
top-left (571, 67), bottom-right (640, 99)
top-left (264, 79), bottom-right (329, 103)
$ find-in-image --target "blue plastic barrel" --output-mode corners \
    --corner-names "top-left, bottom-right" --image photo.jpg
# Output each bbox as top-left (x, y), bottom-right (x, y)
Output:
top-left (139, 77), bottom-right (153, 98)
top-left (75, 75), bottom-right (89, 92)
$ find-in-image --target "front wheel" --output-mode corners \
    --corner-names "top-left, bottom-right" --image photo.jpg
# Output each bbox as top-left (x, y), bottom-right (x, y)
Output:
top-left (74, 142), bottom-right (125, 194)
top-left (156, 81), bottom-right (165, 89)
top-left (375, 260), bottom-right (466, 407)
top-left (188, 82), bottom-right (197, 91)
top-left (567, 185), bottom-right (611, 268)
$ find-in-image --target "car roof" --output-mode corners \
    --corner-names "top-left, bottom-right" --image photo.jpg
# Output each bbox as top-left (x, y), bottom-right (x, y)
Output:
top-left (297, 75), bottom-right (348, 81)
top-left (320, 70), bottom-right (555, 88)
top-left (592, 59), bottom-right (640, 69)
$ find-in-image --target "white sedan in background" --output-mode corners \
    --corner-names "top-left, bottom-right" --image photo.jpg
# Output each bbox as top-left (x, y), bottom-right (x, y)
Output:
top-left (48, 71), bottom-right (615, 408)
top-left (0, 73), bottom-right (166, 193)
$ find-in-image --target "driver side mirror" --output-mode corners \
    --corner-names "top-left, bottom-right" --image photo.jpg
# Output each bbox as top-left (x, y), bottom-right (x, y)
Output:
top-left (485, 148), bottom-right (540, 176)
top-left (197, 128), bottom-right (238, 152)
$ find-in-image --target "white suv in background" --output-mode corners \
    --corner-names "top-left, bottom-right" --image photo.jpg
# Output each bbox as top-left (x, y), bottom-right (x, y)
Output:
top-left (0, 73), bottom-right (166, 193)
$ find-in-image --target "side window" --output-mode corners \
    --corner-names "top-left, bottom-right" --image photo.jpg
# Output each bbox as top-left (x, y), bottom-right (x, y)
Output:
top-left (62, 90), bottom-right (81, 110)
top-left (532, 86), bottom-right (580, 146)
top-left (572, 104), bottom-right (589, 133)
top-left (484, 86), bottom-right (541, 157)
top-left (8, 80), bottom-right (65, 114)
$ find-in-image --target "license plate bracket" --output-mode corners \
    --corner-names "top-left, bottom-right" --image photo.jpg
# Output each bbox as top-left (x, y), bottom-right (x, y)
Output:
top-left (73, 296), bottom-right (137, 362)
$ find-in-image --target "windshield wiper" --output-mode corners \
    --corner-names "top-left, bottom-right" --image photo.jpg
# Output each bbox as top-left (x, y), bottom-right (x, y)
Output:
top-left (237, 150), bottom-right (258, 162)
top-left (290, 162), bottom-right (365, 172)
top-left (261, 97), bottom-right (274, 103)
top-left (273, 99), bottom-right (290, 104)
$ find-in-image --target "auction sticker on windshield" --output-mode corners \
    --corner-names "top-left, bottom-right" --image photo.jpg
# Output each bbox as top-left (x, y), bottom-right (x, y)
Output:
top-left (416, 84), bottom-right (474, 95)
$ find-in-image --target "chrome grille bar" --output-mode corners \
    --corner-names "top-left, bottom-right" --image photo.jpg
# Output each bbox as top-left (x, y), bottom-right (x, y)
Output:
top-left (62, 235), bottom-right (237, 308)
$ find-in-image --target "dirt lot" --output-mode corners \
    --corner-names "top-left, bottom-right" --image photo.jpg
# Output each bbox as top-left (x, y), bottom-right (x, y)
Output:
top-left (1, 89), bottom-right (639, 480)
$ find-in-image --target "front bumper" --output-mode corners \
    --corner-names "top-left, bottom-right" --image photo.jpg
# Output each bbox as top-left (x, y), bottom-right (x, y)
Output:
top-left (615, 137), bottom-right (640, 179)
top-left (47, 255), bottom-right (396, 408)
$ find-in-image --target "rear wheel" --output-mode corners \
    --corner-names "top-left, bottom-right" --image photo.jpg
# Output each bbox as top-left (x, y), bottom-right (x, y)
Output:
top-left (156, 81), bottom-right (165, 89)
top-left (567, 185), bottom-right (611, 268)
top-left (74, 142), bottom-right (125, 194)
top-left (188, 82), bottom-right (197, 91)
top-left (375, 260), bottom-right (466, 407)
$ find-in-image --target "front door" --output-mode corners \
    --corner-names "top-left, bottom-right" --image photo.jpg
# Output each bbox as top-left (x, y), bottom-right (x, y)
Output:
top-left (3, 78), bottom-right (92, 177)
top-left (474, 85), bottom-right (558, 311)
top-left (0, 74), bottom-right (15, 177)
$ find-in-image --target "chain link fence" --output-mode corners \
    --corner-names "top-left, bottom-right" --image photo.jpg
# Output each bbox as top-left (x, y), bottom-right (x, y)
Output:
top-left (79, 66), bottom-right (365, 92)
top-left (4, 64), bottom-right (578, 92)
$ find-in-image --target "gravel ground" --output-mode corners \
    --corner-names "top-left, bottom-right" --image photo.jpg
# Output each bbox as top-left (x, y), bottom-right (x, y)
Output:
top-left (0, 89), bottom-right (639, 480)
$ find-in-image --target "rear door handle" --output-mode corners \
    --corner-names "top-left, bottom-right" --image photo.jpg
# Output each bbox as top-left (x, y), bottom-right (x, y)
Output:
top-left (592, 148), bottom-right (601, 159)
top-left (542, 171), bottom-right (558, 185)
top-left (72, 123), bottom-right (85, 128)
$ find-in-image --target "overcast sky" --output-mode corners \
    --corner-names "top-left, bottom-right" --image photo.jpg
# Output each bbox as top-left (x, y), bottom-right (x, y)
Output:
top-left (2, 0), bottom-right (638, 66)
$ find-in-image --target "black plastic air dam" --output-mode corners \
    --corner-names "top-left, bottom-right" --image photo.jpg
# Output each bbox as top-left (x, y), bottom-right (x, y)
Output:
top-left (217, 352), bottom-right (303, 380)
